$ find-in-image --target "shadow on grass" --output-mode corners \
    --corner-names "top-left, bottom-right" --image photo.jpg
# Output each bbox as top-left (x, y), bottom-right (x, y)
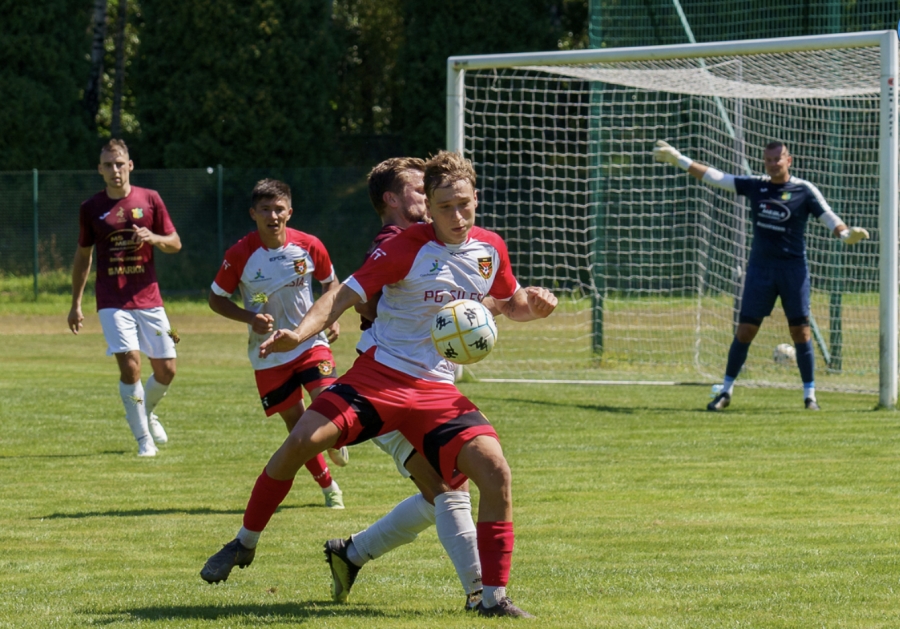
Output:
top-left (87, 601), bottom-right (390, 624)
top-left (0, 449), bottom-right (129, 459)
top-left (34, 505), bottom-right (305, 520)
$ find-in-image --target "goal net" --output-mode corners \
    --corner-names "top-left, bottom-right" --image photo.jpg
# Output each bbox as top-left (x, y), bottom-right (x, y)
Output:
top-left (448, 32), bottom-right (898, 402)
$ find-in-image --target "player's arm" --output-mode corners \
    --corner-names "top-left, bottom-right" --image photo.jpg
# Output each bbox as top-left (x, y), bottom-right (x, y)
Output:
top-left (259, 283), bottom-right (362, 357)
top-left (653, 140), bottom-right (737, 192)
top-left (320, 279), bottom-right (342, 343)
top-left (493, 286), bottom-right (558, 322)
top-left (68, 245), bottom-right (93, 334)
top-left (354, 292), bottom-right (380, 323)
top-left (815, 200), bottom-right (870, 246)
top-left (208, 292), bottom-right (274, 335)
top-left (133, 228), bottom-right (182, 253)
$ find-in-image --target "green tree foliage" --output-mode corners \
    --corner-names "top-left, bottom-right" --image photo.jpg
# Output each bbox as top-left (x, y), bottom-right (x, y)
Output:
top-left (396, 0), bottom-right (574, 158)
top-left (0, 0), bottom-right (95, 169)
top-left (132, 0), bottom-right (339, 168)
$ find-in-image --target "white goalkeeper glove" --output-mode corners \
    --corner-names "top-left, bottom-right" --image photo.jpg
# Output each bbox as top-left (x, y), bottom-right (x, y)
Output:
top-left (839, 226), bottom-right (870, 245)
top-left (653, 140), bottom-right (693, 171)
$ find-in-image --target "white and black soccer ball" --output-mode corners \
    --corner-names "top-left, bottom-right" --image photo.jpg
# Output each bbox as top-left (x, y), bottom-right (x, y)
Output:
top-left (773, 343), bottom-right (796, 365)
top-left (431, 299), bottom-right (498, 365)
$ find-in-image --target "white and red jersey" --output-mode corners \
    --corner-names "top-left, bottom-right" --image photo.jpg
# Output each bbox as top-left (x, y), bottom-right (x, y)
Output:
top-left (345, 222), bottom-right (520, 382)
top-left (211, 228), bottom-right (337, 370)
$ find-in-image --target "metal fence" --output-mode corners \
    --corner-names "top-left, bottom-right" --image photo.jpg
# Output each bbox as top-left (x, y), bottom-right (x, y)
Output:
top-left (0, 167), bottom-right (381, 297)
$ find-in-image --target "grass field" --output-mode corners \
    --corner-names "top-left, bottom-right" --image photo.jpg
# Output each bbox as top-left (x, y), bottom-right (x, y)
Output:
top-left (1, 299), bottom-right (898, 628)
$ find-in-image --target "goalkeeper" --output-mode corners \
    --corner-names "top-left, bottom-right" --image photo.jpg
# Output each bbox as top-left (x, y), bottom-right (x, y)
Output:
top-left (653, 140), bottom-right (869, 411)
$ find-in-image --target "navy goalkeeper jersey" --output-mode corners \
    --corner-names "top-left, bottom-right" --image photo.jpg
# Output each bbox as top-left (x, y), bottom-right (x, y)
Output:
top-left (734, 175), bottom-right (830, 268)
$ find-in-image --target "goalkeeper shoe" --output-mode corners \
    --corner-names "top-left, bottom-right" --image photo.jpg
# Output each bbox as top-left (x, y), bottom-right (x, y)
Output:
top-left (804, 397), bottom-right (821, 411)
top-left (148, 413), bottom-right (168, 444)
top-left (707, 391), bottom-right (731, 412)
top-left (324, 538), bottom-right (360, 603)
top-left (327, 446), bottom-right (350, 467)
top-left (476, 597), bottom-right (535, 618)
top-left (200, 538), bottom-right (256, 584)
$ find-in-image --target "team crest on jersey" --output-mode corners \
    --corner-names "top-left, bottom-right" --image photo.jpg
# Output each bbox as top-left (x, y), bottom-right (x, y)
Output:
top-left (116, 207), bottom-right (126, 222)
top-left (293, 259), bottom-right (307, 275)
top-left (317, 361), bottom-right (334, 376)
top-left (131, 207), bottom-right (144, 219)
top-left (477, 257), bottom-right (493, 279)
top-left (781, 192), bottom-right (792, 201)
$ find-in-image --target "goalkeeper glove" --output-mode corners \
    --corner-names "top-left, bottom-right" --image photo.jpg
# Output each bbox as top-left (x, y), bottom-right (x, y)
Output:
top-left (839, 226), bottom-right (870, 245)
top-left (653, 140), bottom-right (693, 170)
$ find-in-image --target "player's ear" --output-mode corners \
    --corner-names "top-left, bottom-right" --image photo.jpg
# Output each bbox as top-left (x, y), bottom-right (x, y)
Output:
top-left (383, 190), bottom-right (398, 209)
top-left (248, 206), bottom-right (257, 220)
top-left (127, 160), bottom-right (134, 172)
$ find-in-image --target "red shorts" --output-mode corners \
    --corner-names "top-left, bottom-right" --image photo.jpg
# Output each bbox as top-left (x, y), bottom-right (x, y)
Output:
top-left (309, 348), bottom-right (498, 488)
top-left (255, 345), bottom-right (338, 417)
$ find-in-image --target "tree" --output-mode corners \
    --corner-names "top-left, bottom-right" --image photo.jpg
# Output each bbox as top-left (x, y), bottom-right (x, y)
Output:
top-left (133, 0), bottom-right (340, 168)
top-left (84, 0), bottom-right (108, 128)
top-left (110, 0), bottom-right (128, 138)
top-left (0, 0), bottom-right (94, 169)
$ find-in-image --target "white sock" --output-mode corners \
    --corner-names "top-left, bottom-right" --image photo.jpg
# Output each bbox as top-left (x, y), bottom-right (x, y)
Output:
top-left (119, 380), bottom-right (150, 441)
top-left (144, 375), bottom-right (169, 416)
top-left (722, 377), bottom-right (736, 395)
top-left (322, 480), bottom-right (341, 494)
top-left (236, 527), bottom-right (260, 549)
top-left (804, 384), bottom-right (816, 400)
top-left (434, 491), bottom-right (482, 595)
top-left (483, 585), bottom-right (507, 607)
top-left (349, 493), bottom-right (434, 566)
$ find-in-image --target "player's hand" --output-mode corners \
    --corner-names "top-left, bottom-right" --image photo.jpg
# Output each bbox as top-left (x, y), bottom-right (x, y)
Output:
top-left (325, 321), bottom-right (340, 344)
top-left (250, 313), bottom-right (274, 335)
top-left (653, 140), bottom-right (684, 167)
top-left (259, 329), bottom-right (301, 358)
top-left (67, 306), bottom-right (84, 334)
top-left (525, 286), bottom-right (558, 319)
top-left (841, 226), bottom-right (870, 245)
top-left (132, 227), bottom-right (157, 246)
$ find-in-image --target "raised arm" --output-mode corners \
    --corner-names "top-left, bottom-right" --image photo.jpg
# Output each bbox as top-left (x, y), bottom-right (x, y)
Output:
top-left (653, 140), bottom-right (737, 192)
top-left (259, 283), bottom-right (362, 357)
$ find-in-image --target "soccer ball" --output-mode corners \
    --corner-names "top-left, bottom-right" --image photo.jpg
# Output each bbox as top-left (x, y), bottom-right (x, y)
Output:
top-left (773, 343), bottom-right (796, 365)
top-left (431, 299), bottom-right (498, 365)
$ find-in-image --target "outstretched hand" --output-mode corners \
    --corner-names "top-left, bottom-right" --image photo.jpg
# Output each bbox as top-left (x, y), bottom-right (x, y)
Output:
top-left (525, 286), bottom-right (558, 319)
top-left (259, 329), bottom-right (301, 358)
top-left (652, 140), bottom-right (684, 166)
top-left (841, 226), bottom-right (869, 246)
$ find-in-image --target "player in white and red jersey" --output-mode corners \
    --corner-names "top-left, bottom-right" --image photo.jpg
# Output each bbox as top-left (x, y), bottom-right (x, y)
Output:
top-left (68, 139), bottom-right (181, 457)
top-left (200, 152), bottom-right (557, 618)
top-left (208, 178), bottom-right (348, 509)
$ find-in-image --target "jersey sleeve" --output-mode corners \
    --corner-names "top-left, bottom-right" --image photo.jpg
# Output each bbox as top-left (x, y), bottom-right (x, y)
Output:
top-left (307, 236), bottom-right (337, 283)
top-left (348, 229), bottom-right (424, 300)
top-left (486, 234), bottom-right (519, 301)
top-left (733, 176), bottom-right (755, 197)
top-left (77, 202), bottom-right (95, 248)
top-left (802, 181), bottom-right (831, 218)
top-left (150, 191), bottom-right (177, 235)
top-left (211, 243), bottom-right (246, 296)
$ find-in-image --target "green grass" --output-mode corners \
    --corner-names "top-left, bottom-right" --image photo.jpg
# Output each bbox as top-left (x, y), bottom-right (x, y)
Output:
top-left (1, 303), bottom-right (897, 628)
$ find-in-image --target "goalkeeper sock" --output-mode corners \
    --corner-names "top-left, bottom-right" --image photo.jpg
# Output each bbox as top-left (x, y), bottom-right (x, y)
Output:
top-left (119, 380), bottom-right (150, 441)
top-left (803, 383), bottom-right (816, 401)
top-left (722, 376), bottom-right (736, 396)
top-left (725, 339), bottom-right (751, 381)
top-left (435, 491), bottom-right (482, 595)
top-left (795, 340), bottom-right (815, 386)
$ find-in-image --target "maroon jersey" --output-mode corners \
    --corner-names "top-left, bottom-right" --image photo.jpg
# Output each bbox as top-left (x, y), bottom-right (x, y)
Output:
top-left (78, 186), bottom-right (176, 310)
top-left (360, 224), bottom-right (405, 330)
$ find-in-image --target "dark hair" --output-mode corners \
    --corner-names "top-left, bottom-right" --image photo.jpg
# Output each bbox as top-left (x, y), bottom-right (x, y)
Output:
top-left (423, 150), bottom-right (476, 198)
top-left (765, 141), bottom-right (789, 155)
top-left (100, 138), bottom-right (129, 157)
top-left (251, 178), bottom-right (291, 207)
top-left (367, 157), bottom-right (426, 216)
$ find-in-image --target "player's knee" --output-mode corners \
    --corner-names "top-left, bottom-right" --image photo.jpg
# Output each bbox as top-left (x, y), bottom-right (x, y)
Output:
top-left (788, 316), bottom-right (809, 328)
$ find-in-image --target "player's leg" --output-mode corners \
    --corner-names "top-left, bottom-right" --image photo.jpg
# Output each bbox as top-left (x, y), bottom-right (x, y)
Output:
top-left (780, 266), bottom-right (818, 408)
top-left (138, 307), bottom-right (177, 445)
top-left (200, 408), bottom-right (342, 583)
top-left (709, 265), bottom-right (775, 411)
top-left (278, 402), bottom-right (343, 509)
top-left (298, 346), bottom-right (350, 468)
top-left (99, 308), bottom-right (155, 456)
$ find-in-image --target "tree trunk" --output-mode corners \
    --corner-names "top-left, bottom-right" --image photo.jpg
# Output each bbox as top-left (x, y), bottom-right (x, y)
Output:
top-left (84, 0), bottom-right (108, 128)
top-left (111, 0), bottom-right (128, 138)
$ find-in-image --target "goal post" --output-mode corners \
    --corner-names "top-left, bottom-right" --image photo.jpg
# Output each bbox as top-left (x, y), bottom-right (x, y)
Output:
top-left (447, 30), bottom-right (899, 408)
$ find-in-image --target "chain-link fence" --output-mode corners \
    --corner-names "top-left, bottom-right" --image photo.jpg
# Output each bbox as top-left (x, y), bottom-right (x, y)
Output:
top-left (0, 167), bottom-right (381, 298)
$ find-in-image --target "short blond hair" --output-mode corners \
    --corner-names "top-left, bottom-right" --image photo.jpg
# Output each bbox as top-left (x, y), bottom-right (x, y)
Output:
top-left (100, 138), bottom-right (129, 157)
top-left (423, 151), bottom-right (476, 198)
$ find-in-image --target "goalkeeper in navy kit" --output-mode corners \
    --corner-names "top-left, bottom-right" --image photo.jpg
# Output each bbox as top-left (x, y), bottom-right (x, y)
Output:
top-left (653, 140), bottom-right (869, 411)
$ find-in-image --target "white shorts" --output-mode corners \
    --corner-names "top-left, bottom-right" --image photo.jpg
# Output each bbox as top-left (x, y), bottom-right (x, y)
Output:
top-left (371, 430), bottom-right (415, 479)
top-left (98, 307), bottom-right (178, 359)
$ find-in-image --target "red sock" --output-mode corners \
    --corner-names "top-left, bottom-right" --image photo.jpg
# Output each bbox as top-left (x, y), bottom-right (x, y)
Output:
top-left (305, 453), bottom-right (333, 488)
top-left (477, 521), bottom-right (514, 587)
top-left (243, 468), bottom-right (294, 532)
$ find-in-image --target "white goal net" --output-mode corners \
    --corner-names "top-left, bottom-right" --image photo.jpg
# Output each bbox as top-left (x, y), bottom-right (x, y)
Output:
top-left (449, 33), bottom-right (898, 400)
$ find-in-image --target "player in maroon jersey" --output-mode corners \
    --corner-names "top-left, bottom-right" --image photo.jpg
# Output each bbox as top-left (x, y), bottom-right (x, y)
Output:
top-left (207, 178), bottom-right (348, 509)
top-left (201, 151), bottom-right (557, 618)
top-left (68, 139), bottom-right (181, 457)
